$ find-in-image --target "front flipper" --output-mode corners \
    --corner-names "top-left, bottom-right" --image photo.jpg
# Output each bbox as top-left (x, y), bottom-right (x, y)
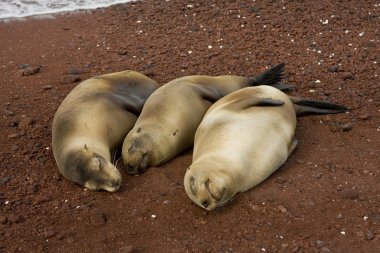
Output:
top-left (194, 85), bottom-right (224, 103)
top-left (228, 96), bottom-right (285, 111)
top-left (288, 138), bottom-right (298, 156)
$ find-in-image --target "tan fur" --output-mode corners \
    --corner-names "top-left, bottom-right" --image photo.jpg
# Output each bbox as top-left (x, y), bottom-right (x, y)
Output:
top-left (121, 75), bottom-right (261, 174)
top-left (52, 70), bottom-right (158, 191)
top-left (184, 85), bottom-right (297, 210)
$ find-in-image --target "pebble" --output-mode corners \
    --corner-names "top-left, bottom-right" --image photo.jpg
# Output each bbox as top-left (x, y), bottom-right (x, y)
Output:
top-left (329, 65), bottom-right (339, 72)
top-left (4, 109), bottom-right (14, 116)
top-left (10, 121), bottom-right (17, 127)
top-left (60, 74), bottom-right (81, 84)
top-left (342, 123), bottom-right (353, 132)
top-left (342, 72), bottom-right (354, 80)
top-left (67, 68), bottom-right (82, 75)
top-left (20, 66), bottom-right (41, 76)
top-left (0, 216), bottom-right (7, 224)
top-left (366, 230), bottom-right (375, 240)
top-left (163, 200), bottom-right (170, 205)
top-left (340, 189), bottom-right (359, 199)
top-left (179, 209), bottom-right (186, 214)
top-left (296, 159), bottom-right (305, 164)
top-left (18, 63), bottom-right (29, 69)
top-left (19, 117), bottom-right (35, 128)
top-left (118, 245), bottom-right (135, 253)
top-left (320, 247), bottom-right (331, 253)
top-left (89, 208), bottom-right (107, 226)
top-left (312, 171), bottom-right (322, 179)
top-left (44, 227), bottom-right (56, 239)
top-left (358, 113), bottom-right (371, 120)
top-left (34, 194), bottom-right (52, 205)
top-left (277, 205), bottom-right (287, 213)
top-left (8, 133), bottom-right (18, 139)
top-left (8, 214), bottom-right (22, 224)
top-left (0, 176), bottom-right (11, 185)
top-left (315, 240), bottom-right (325, 248)
top-left (251, 205), bottom-right (260, 211)
top-left (43, 85), bottom-right (53, 90)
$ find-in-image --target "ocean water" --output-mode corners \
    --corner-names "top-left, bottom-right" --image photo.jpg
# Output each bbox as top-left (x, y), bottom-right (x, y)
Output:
top-left (0, 0), bottom-right (135, 20)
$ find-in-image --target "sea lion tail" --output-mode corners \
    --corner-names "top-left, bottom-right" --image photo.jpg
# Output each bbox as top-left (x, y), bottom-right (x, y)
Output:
top-left (290, 97), bottom-right (349, 116)
top-left (249, 63), bottom-right (294, 91)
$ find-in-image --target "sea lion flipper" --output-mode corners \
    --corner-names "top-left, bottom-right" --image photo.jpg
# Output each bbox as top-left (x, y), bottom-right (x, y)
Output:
top-left (249, 63), bottom-right (293, 91)
top-left (288, 138), bottom-right (298, 155)
top-left (290, 97), bottom-right (349, 116)
top-left (229, 97), bottom-right (284, 110)
top-left (196, 85), bottom-right (224, 103)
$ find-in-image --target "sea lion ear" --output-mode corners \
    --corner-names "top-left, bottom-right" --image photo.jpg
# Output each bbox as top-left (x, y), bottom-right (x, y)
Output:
top-left (84, 144), bottom-right (88, 150)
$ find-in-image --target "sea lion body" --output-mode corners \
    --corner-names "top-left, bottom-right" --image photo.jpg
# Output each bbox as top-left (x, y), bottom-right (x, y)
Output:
top-left (184, 85), bottom-right (348, 210)
top-left (52, 71), bottom-right (157, 191)
top-left (122, 64), bottom-right (290, 174)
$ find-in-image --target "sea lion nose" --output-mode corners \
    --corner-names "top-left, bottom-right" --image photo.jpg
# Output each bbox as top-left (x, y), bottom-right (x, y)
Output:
top-left (126, 164), bottom-right (137, 174)
top-left (202, 200), bottom-right (210, 208)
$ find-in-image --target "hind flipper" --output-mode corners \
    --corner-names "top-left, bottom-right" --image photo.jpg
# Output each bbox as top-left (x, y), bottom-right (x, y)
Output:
top-left (291, 97), bottom-right (349, 116)
top-left (271, 82), bottom-right (295, 91)
top-left (288, 138), bottom-right (298, 156)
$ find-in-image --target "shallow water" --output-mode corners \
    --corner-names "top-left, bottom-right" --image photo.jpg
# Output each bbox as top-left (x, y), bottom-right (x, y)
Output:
top-left (0, 0), bottom-right (135, 19)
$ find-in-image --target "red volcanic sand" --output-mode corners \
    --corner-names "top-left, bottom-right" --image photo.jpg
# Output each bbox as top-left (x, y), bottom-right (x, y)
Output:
top-left (0, 1), bottom-right (379, 252)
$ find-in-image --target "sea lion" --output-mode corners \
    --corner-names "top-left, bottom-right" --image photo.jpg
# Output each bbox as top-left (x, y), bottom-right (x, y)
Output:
top-left (184, 85), bottom-right (348, 210)
top-left (52, 70), bottom-right (158, 192)
top-left (122, 64), bottom-right (292, 174)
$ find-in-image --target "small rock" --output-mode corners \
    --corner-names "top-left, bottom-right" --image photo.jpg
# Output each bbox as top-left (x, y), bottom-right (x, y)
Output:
top-left (43, 85), bottom-right (53, 90)
top-left (18, 63), bottom-right (30, 69)
top-left (320, 247), bottom-right (331, 253)
top-left (277, 205), bottom-right (287, 213)
top-left (60, 74), bottom-right (81, 84)
top-left (366, 230), bottom-right (375, 240)
top-left (142, 70), bottom-right (155, 77)
top-left (4, 109), bottom-right (14, 116)
top-left (20, 66), bottom-right (41, 76)
top-left (329, 65), bottom-right (339, 72)
top-left (358, 113), bottom-right (371, 120)
top-left (118, 245), bottom-right (135, 253)
top-left (179, 209), bottom-right (186, 214)
top-left (296, 159), bottom-right (305, 164)
top-left (357, 231), bottom-right (365, 238)
top-left (8, 133), bottom-right (18, 139)
top-left (251, 205), bottom-right (260, 211)
top-left (342, 72), bottom-right (354, 80)
top-left (340, 189), bottom-right (359, 199)
top-left (89, 208), bottom-right (107, 226)
top-left (312, 172), bottom-right (322, 179)
top-left (19, 117), bottom-right (35, 128)
top-left (10, 121), bottom-right (18, 127)
top-left (27, 184), bottom-right (39, 194)
top-left (342, 123), bottom-right (353, 132)
top-left (163, 200), bottom-right (170, 205)
top-left (250, 6), bottom-right (260, 13)
top-left (8, 214), bottom-right (22, 224)
top-left (67, 68), bottom-right (82, 75)
top-left (34, 194), bottom-right (52, 205)
top-left (0, 216), bottom-right (7, 224)
top-left (281, 243), bottom-right (289, 249)
top-left (0, 176), bottom-right (11, 185)
top-left (44, 227), bottom-right (56, 239)
top-left (315, 240), bottom-right (325, 248)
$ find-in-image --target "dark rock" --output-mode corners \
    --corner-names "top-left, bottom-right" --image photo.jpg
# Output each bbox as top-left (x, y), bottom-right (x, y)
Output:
top-left (0, 176), bottom-right (11, 185)
top-left (67, 68), bottom-right (82, 75)
top-left (20, 66), bottom-right (41, 76)
top-left (142, 70), bottom-right (155, 77)
top-left (0, 216), bottom-right (7, 224)
top-left (8, 214), bottom-right (22, 224)
top-left (34, 194), bottom-right (52, 205)
top-left (44, 227), bottom-right (56, 239)
top-left (60, 74), bottom-right (81, 84)
top-left (250, 6), bottom-right (260, 13)
top-left (329, 65), bottom-right (339, 72)
top-left (340, 189), bottom-right (359, 199)
top-left (19, 117), bottom-right (35, 128)
top-left (18, 63), bottom-right (30, 69)
top-left (366, 230), bottom-right (375, 240)
top-left (10, 121), bottom-right (18, 127)
top-left (89, 208), bottom-right (107, 226)
top-left (342, 72), bottom-right (354, 80)
top-left (358, 114), bottom-right (371, 120)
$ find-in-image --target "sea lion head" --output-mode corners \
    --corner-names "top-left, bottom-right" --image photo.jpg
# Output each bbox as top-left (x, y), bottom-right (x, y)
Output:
top-left (122, 128), bottom-right (153, 175)
top-left (62, 145), bottom-right (122, 192)
top-left (184, 163), bottom-right (235, 211)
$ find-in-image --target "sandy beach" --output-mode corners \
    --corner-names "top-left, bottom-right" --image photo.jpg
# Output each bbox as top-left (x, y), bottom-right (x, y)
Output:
top-left (0, 1), bottom-right (379, 252)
